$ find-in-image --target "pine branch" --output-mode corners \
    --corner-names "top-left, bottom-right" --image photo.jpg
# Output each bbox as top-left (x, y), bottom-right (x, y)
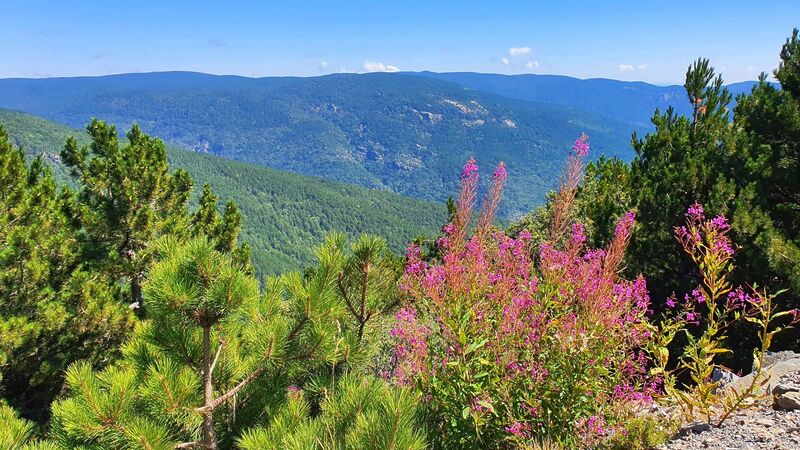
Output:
top-left (357, 261), bottom-right (370, 341)
top-left (286, 315), bottom-right (308, 343)
top-left (337, 272), bottom-right (359, 319)
top-left (199, 367), bottom-right (265, 413)
top-left (380, 298), bottom-right (400, 316)
top-left (209, 339), bottom-right (225, 377)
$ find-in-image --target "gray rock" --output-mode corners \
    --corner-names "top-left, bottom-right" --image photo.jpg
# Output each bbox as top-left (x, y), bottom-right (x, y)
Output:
top-left (776, 391), bottom-right (800, 410)
top-left (753, 418), bottom-right (775, 427)
top-left (659, 369), bottom-right (800, 450)
top-left (773, 383), bottom-right (800, 396)
top-left (689, 422), bottom-right (712, 433)
top-left (713, 367), bottom-right (739, 387)
top-left (761, 351), bottom-right (800, 369)
top-left (729, 358), bottom-right (800, 396)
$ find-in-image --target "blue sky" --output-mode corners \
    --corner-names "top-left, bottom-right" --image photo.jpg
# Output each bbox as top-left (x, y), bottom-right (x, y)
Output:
top-left (2, 0), bottom-right (798, 84)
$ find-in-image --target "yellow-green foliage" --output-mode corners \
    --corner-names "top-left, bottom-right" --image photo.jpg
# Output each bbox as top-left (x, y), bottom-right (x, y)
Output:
top-left (600, 415), bottom-right (679, 450)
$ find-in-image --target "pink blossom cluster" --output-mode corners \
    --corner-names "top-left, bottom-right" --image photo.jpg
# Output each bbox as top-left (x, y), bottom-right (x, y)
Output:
top-left (670, 204), bottom-right (800, 334)
top-left (572, 133), bottom-right (590, 157)
top-left (391, 138), bottom-right (659, 445)
top-left (461, 157), bottom-right (479, 182)
top-left (390, 307), bottom-right (431, 385)
top-left (676, 202), bottom-right (734, 258)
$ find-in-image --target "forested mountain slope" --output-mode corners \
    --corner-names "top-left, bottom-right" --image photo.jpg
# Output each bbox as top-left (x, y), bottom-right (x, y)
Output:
top-left (0, 109), bottom-right (445, 277)
top-left (0, 71), bottom-right (641, 217)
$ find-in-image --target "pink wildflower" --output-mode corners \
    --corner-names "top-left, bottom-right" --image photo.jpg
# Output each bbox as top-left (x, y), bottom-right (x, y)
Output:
top-left (505, 421), bottom-right (529, 437)
top-left (712, 236), bottom-right (734, 256)
top-left (462, 158), bottom-right (479, 182)
top-left (688, 288), bottom-right (706, 304)
top-left (615, 211), bottom-right (636, 239)
top-left (571, 223), bottom-right (587, 245)
top-left (710, 215), bottom-right (730, 231)
top-left (686, 203), bottom-right (705, 220)
top-left (572, 133), bottom-right (590, 157)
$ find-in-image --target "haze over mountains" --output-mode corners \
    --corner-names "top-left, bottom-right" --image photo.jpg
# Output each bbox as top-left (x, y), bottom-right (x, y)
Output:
top-left (0, 71), bottom-right (757, 217)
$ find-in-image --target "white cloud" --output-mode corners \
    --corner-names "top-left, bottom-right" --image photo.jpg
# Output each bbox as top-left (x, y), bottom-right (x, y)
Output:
top-left (746, 65), bottom-right (755, 71)
top-left (525, 60), bottom-right (539, 69)
top-left (509, 46), bottom-right (532, 56)
top-left (319, 60), bottom-right (330, 70)
top-left (501, 57), bottom-right (510, 65)
top-left (620, 64), bottom-right (647, 72)
top-left (362, 60), bottom-right (400, 73)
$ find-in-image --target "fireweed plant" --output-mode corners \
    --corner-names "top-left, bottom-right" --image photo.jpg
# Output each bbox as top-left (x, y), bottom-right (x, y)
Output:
top-left (648, 204), bottom-right (800, 426)
top-left (391, 135), bottom-right (660, 448)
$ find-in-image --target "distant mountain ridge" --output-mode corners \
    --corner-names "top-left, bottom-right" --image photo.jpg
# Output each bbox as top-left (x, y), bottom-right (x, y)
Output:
top-left (0, 71), bottom-right (645, 218)
top-left (410, 71), bottom-right (761, 127)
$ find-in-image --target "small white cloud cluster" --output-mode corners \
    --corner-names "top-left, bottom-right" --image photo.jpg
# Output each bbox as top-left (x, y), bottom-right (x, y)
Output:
top-left (619, 64), bottom-right (647, 72)
top-left (362, 61), bottom-right (400, 73)
top-left (509, 46), bottom-right (532, 56)
top-left (503, 46), bottom-right (537, 70)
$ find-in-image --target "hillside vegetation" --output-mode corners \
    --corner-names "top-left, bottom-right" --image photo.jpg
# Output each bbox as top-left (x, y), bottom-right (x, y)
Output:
top-left (0, 72), bottom-right (640, 217)
top-left (0, 109), bottom-right (445, 277)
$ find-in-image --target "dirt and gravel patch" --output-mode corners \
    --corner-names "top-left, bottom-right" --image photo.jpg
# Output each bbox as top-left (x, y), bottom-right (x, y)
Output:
top-left (658, 356), bottom-right (800, 450)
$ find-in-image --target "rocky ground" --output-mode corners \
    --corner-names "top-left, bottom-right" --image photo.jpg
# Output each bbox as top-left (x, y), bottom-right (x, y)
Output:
top-left (659, 353), bottom-right (800, 450)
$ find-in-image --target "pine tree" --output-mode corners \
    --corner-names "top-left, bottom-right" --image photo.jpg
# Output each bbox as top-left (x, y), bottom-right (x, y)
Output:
top-left (0, 127), bottom-right (133, 422)
top-left (3, 119), bottom-right (251, 424)
top-left (729, 28), bottom-right (800, 313)
top-left (45, 235), bottom-right (422, 449)
top-left (190, 183), bottom-right (252, 272)
top-left (0, 402), bottom-right (35, 449)
top-left (574, 156), bottom-right (633, 249)
top-left (627, 58), bottom-right (737, 303)
top-left (0, 401), bottom-right (60, 449)
top-left (191, 184), bottom-right (222, 240)
top-left (330, 233), bottom-right (402, 344)
top-left (61, 120), bottom-right (193, 313)
top-left (624, 35), bottom-right (799, 321)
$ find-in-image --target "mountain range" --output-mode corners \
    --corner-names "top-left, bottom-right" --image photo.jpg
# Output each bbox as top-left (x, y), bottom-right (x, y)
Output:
top-left (411, 72), bottom-right (759, 127)
top-left (0, 71), bottom-right (759, 219)
top-left (0, 71), bottom-right (644, 218)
